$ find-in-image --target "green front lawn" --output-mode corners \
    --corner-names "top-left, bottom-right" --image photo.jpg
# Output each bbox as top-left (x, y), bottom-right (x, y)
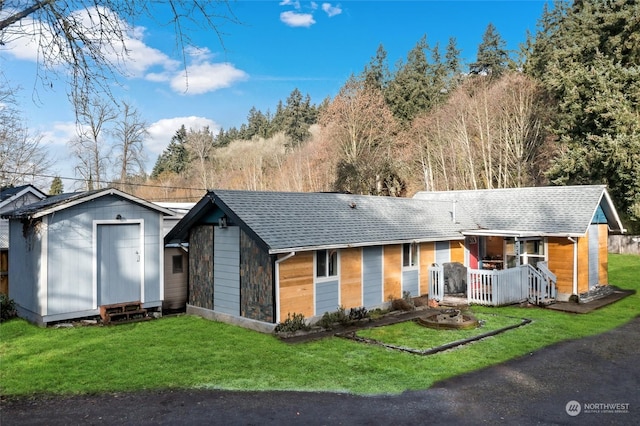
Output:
top-left (1, 254), bottom-right (638, 397)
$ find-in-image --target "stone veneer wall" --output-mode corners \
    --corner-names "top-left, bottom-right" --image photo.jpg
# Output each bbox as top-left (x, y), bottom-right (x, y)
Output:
top-left (189, 225), bottom-right (214, 309)
top-left (240, 230), bottom-right (274, 323)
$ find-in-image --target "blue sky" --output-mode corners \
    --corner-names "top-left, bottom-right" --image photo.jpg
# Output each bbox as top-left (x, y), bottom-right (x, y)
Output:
top-left (2, 0), bottom-right (549, 186)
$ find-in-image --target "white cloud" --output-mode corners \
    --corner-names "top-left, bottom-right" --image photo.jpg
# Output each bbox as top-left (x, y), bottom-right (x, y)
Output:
top-left (3, 6), bottom-right (244, 95)
top-left (145, 116), bottom-right (219, 158)
top-left (280, 11), bottom-right (316, 27)
top-left (169, 63), bottom-right (248, 95)
top-left (322, 3), bottom-right (342, 17)
top-left (279, 0), bottom-right (301, 8)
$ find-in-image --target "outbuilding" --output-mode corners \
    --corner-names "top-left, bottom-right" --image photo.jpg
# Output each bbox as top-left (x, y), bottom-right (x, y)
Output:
top-left (0, 184), bottom-right (47, 295)
top-left (3, 188), bottom-right (174, 325)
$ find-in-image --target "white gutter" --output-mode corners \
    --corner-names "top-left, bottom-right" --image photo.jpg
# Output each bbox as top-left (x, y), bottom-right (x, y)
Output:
top-left (274, 252), bottom-right (296, 323)
top-left (568, 237), bottom-right (578, 296)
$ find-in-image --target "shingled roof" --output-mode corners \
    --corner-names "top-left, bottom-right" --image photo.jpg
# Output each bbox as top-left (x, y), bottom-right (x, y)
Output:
top-left (2, 188), bottom-right (175, 219)
top-left (166, 190), bottom-right (475, 254)
top-left (414, 185), bottom-right (625, 236)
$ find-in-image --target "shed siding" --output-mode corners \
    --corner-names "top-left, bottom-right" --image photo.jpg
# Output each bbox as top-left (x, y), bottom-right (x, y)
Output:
top-left (588, 224), bottom-right (599, 288)
top-left (240, 230), bottom-right (274, 322)
top-left (8, 219), bottom-right (43, 316)
top-left (214, 226), bottom-right (240, 316)
top-left (189, 225), bottom-right (214, 309)
top-left (340, 248), bottom-right (362, 309)
top-left (383, 245), bottom-right (402, 300)
top-left (362, 246), bottom-right (383, 306)
top-left (598, 224), bottom-right (608, 284)
top-left (419, 242), bottom-right (435, 295)
top-left (278, 251), bottom-right (314, 319)
top-left (548, 238), bottom-right (574, 295)
top-left (435, 241), bottom-right (450, 264)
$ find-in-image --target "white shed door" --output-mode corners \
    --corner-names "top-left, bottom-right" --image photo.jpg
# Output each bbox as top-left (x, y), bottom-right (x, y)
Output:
top-left (97, 223), bottom-right (142, 305)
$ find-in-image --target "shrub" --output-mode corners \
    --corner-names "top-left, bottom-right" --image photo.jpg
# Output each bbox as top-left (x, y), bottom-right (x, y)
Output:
top-left (317, 306), bottom-right (351, 330)
top-left (348, 306), bottom-right (369, 321)
top-left (275, 312), bottom-right (310, 333)
top-left (391, 297), bottom-right (414, 312)
top-left (0, 294), bottom-right (17, 322)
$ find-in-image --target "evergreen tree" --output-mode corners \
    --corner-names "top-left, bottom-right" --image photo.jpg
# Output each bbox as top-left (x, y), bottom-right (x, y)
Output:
top-left (445, 37), bottom-right (462, 87)
top-left (526, 0), bottom-right (640, 230)
top-left (361, 44), bottom-right (391, 92)
top-left (49, 176), bottom-right (64, 195)
top-left (246, 107), bottom-right (270, 140)
top-left (150, 125), bottom-right (189, 179)
top-left (470, 23), bottom-right (509, 77)
top-left (386, 35), bottom-right (449, 124)
top-left (282, 88), bottom-right (312, 148)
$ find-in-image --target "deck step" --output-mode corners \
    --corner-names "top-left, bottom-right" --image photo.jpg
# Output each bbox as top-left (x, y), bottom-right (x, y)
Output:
top-left (100, 302), bottom-right (148, 324)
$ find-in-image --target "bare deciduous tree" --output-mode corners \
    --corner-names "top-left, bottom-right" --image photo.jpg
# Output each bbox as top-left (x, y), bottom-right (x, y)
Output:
top-left (0, 85), bottom-right (52, 187)
top-left (112, 101), bottom-right (147, 190)
top-left (320, 76), bottom-right (401, 195)
top-left (0, 1), bottom-right (238, 101)
top-left (68, 97), bottom-right (117, 189)
top-left (184, 127), bottom-right (215, 190)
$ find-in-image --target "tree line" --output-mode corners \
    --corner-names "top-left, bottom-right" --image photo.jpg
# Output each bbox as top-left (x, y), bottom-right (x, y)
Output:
top-left (2, 1), bottom-right (639, 232)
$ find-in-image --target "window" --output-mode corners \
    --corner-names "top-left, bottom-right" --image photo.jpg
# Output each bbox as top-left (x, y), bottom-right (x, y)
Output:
top-left (316, 249), bottom-right (338, 278)
top-left (504, 238), bottom-right (545, 268)
top-left (403, 243), bottom-right (418, 268)
top-left (172, 254), bottom-right (183, 274)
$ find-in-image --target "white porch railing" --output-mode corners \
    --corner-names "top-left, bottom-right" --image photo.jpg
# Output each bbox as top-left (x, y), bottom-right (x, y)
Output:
top-left (529, 261), bottom-right (557, 305)
top-left (428, 265), bottom-right (444, 301)
top-left (428, 264), bottom-right (557, 306)
top-left (468, 267), bottom-right (529, 305)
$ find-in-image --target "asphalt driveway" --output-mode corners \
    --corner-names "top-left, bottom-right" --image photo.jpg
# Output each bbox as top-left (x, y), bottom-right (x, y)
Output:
top-left (2, 316), bottom-right (639, 425)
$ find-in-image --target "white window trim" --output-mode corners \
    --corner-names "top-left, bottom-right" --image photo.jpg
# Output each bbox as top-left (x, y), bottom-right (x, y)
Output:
top-left (402, 242), bottom-right (419, 270)
top-left (314, 249), bottom-right (340, 282)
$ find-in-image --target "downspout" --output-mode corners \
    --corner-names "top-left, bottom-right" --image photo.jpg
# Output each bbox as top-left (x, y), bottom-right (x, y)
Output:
top-left (568, 237), bottom-right (578, 296)
top-left (274, 252), bottom-right (296, 324)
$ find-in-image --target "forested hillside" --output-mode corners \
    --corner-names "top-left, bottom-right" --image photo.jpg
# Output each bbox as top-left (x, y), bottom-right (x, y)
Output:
top-left (136, 1), bottom-right (639, 232)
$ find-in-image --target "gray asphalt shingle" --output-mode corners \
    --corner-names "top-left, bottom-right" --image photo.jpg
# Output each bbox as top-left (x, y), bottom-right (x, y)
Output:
top-left (211, 190), bottom-right (474, 253)
top-left (414, 185), bottom-right (610, 235)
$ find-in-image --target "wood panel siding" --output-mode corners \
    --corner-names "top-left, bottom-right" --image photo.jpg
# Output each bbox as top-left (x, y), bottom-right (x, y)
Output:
top-left (240, 230), bottom-right (274, 323)
top-left (163, 247), bottom-right (187, 310)
top-left (340, 248), bottom-right (362, 309)
top-left (548, 237), bottom-right (574, 295)
top-left (189, 225), bottom-right (214, 309)
top-left (450, 240), bottom-right (465, 264)
top-left (419, 242), bottom-right (435, 295)
top-left (599, 224), bottom-right (609, 284)
top-left (485, 236), bottom-right (503, 257)
top-left (383, 245), bottom-right (402, 300)
top-left (577, 236), bottom-right (589, 293)
top-left (278, 251), bottom-right (314, 319)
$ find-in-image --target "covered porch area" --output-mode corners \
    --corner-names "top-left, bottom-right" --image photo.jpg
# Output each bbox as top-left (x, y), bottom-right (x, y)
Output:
top-left (428, 262), bottom-right (557, 306)
top-left (429, 232), bottom-right (558, 306)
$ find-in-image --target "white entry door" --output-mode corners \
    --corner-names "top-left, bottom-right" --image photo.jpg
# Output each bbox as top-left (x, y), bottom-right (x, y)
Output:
top-left (97, 223), bottom-right (142, 305)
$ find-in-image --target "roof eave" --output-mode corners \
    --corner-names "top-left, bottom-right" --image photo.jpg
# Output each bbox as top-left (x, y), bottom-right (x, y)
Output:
top-left (268, 234), bottom-right (465, 255)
